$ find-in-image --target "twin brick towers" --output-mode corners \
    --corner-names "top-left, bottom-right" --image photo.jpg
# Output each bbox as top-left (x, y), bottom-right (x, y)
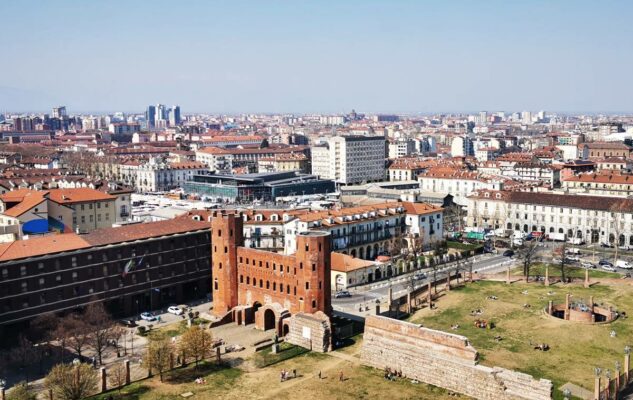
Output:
top-left (210, 211), bottom-right (332, 335)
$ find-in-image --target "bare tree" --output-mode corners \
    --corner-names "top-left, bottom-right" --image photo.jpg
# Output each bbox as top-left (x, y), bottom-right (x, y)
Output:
top-left (85, 303), bottom-right (119, 365)
top-left (45, 363), bottom-right (98, 400)
top-left (10, 335), bottom-right (36, 382)
top-left (108, 362), bottom-right (128, 395)
top-left (553, 242), bottom-right (569, 283)
top-left (64, 314), bottom-right (91, 359)
top-left (144, 337), bottom-right (173, 382)
top-left (610, 199), bottom-right (630, 264)
top-left (179, 325), bottom-right (213, 369)
top-left (517, 239), bottom-right (541, 282)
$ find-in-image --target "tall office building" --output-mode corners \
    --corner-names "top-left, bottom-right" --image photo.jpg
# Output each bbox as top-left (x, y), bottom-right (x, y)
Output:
top-left (311, 135), bottom-right (386, 185)
top-left (156, 104), bottom-right (166, 123)
top-left (169, 105), bottom-right (181, 126)
top-left (146, 105), bottom-right (156, 129)
top-left (52, 106), bottom-right (67, 119)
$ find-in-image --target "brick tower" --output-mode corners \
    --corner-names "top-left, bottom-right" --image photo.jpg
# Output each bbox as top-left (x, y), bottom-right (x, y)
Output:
top-left (294, 231), bottom-right (332, 316)
top-left (210, 211), bottom-right (244, 317)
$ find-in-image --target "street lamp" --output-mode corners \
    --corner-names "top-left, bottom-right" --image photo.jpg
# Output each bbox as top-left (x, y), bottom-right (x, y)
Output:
top-left (625, 345), bottom-right (631, 355)
top-left (594, 367), bottom-right (602, 377)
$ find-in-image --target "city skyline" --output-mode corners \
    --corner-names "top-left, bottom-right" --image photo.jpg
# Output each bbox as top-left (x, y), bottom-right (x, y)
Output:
top-left (1, 0), bottom-right (633, 114)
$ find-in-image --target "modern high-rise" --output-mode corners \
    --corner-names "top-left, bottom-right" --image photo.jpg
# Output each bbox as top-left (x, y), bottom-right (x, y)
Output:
top-left (169, 105), bottom-right (181, 126)
top-left (450, 136), bottom-right (474, 157)
top-left (52, 106), bottom-right (67, 119)
top-left (145, 105), bottom-right (156, 129)
top-left (311, 135), bottom-right (386, 185)
top-left (156, 104), bottom-right (166, 122)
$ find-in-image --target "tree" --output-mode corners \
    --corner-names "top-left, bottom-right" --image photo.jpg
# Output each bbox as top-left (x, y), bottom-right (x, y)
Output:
top-left (6, 381), bottom-right (36, 400)
top-left (108, 362), bottom-right (127, 395)
top-left (45, 363), bottom-right (98, 400)
top-left (517, 239), bottom-right (541, 282)
top-left (64, 314), bottom-right (91, 359)
top-left (553, 241), bottom-right (569, 282)
top-left (144, 337), bottom-right (173, 382)
top-left (85, 302), bottom-right (120, 365)
top-left (10, 335), bottom-right (36, 382)
top-left (179, 325), bottom-right (213, 369)
top-left (609, 199), bottom-right (629, 264)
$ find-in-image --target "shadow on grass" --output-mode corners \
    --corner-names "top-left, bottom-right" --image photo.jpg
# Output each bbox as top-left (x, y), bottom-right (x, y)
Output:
top-left (167, 361), bottom-right (238, 384)
top-left (90, 383), bottom-right (152, 400)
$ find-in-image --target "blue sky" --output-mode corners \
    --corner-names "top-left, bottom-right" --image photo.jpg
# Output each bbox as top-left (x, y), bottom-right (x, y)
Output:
top-left (1, 0), bottom-right (632, 114)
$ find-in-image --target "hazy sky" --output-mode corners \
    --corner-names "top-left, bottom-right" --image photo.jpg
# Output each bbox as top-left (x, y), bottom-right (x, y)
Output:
top-left (1, 0), bottom-right (632, 114)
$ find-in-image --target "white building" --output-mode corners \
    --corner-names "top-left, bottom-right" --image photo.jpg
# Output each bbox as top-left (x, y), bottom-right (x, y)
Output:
top-left (311, 135), bottom-right (386, 185)
top-left (136, 158), bottom-right (208, 193)
top-left (450, 136), bottom-right (474, 157)
top-left (388, 139), bottom-right (417, 159)
top-left (467, 189), bottom-right (633, 245)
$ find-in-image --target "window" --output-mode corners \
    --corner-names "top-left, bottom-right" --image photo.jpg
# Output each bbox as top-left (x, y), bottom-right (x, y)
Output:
top-left (38, 262), bottom-right (44, 270)
top-left (72, 271), bottom-right (78, 280)
top-left (21, 282), bottom-right (28, 292)
top-left (81, 216), bottom-right (85, 223)
top-left (89, 215), bottom-right (94, 223)
top-left (20, 266), bottom-right (26, 276)
top-left (71, 257), bottom-right (77, 267)
top-left (305, 282), bottom-right (309, 290)
top-left (1, 269), bottom-right (6, 278)
top-left (39, 277), bottom-right (45, 286)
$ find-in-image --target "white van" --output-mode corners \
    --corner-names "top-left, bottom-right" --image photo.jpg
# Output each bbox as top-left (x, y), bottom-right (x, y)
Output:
top-left (615, 260), bottom-right (632, 269)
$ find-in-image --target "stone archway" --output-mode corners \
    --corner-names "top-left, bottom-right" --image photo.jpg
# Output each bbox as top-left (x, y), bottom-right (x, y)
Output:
top-left (263, 309), bottom-right (276, 331)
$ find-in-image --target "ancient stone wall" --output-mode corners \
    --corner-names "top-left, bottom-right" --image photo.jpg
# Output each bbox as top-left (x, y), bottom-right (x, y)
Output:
top-left (286, 311), bottom-right (332, 352)
top-left (360, 316), bottom-right (552, 400)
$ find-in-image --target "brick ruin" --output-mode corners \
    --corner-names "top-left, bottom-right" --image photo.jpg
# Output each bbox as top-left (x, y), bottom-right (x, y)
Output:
top-left (209, 211), bottom-right (332, 340)
top-left (361, 315), bottom-right (552, 400)
top-left (547, 294), bottom-right (617, 323)
top-left (285, 311), bottom-right (333, 352)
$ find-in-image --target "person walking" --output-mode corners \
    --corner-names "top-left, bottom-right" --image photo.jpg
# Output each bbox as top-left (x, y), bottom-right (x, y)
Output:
top-left (293, 369), bottom-right (297, 378)
top-left (339, 371), bottom-right (344, 382)
top-left (318, 370), bottom-right (322, 379)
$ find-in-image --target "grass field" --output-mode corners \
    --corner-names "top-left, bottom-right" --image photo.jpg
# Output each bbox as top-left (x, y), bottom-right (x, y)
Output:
top-left (409, 280), bottom-right (633, 397)
top-left (512, 263), bottom-right (622, 279)
top-left (91, 348), bottom-right (466, 400)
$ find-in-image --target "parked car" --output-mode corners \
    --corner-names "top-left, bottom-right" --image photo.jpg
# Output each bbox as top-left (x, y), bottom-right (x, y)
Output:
top-left (167, 306), bottom-right (184, 315)
top-left (581, 261), bottom-right (596, 269)
top-left (335, 290), bottom-right (352, 298)
top-left (599, 259), bottom-right (614, 267)
top-left (502, 250), bottom-right (514, 257)
top-left (615, 260), bottom-right (633, 269)
top-left (601, 242), bottom-right (614, 248)
top-left (119, 319), bottom-right (137, 328)
top-left (140, 312), bottom-right (157, 321)
top-left (601, 265), bottom-right (617, 272)
top-left (414, 272), bottom-right (427, 280)
top-left (566, 256), bottom-right (580, 262)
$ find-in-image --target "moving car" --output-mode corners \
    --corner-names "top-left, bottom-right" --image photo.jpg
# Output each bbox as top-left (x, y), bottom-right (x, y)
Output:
top-left (599, 259), bottom-right (614, 267)
top-left (140, 312), bottom-right (157, 321)
top-left (335, 290), bottom-right (352, 298)
top-left (168, 306), bottom-right (184, 315)
top-left (502, 250), bottom-right (514, 257)
top-left (414, 272), bottom-right (427, 280)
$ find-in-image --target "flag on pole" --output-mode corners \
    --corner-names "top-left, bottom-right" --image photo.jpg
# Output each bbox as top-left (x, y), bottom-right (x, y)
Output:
top-left (122, 258), bottom-right (136, 278)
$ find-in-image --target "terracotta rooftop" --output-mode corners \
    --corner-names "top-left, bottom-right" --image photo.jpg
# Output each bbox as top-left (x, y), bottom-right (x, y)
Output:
top-left (0, 190), bottom-right (47, 218)
top-left (469, 190), bottom-right (633, 212)
top-left (331, 252), bottom-right (375, 272)
top-left (48, 188), bottom-right (116, 204)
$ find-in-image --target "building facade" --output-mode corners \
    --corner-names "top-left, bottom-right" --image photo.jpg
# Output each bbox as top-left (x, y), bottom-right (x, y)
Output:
top-left (311, 135), bottom-right (386, 185)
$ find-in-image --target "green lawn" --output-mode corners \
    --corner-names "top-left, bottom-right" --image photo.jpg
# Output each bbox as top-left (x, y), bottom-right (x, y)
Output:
top-left (409, 280), bottom-right (633, 398)
top-left (252, 342), bottom-right (311, 368)
top-left (91, 360), bottom-right (242, 400)
top-left (145, 318), bottom-right (210, 339)
top-left (447, 241), bottom-right (482, 251)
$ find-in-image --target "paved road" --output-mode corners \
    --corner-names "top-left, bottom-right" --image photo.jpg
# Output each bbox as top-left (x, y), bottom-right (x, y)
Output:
top-left (332, 254), bottom-right (512, 312)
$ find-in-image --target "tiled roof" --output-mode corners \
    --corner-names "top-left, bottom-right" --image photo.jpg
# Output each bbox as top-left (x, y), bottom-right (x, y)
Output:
top-left (0, 234), bottom-right (91, 262)
top-left (0, 190), bottom-right (47, 217)
top-left (469, 190), bottom-right (633, 212)
top-left (48, 188), bottom-right (116, 204)
top-left (331, 252), bottom-right (375, 272)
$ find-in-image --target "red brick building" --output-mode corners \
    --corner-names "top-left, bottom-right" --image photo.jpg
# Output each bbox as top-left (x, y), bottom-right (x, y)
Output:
top-left (210, 210), bottom-right (331, 335)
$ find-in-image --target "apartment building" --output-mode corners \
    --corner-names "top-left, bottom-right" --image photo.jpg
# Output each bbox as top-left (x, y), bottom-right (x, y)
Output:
top-left (282, 202), bottom-right (443, 259)
top-left (418, 169), bottom-right (499, 205)
top-left (0, 218), bottom-right (212, 332)
top-left (257, 153), bottom-right (309, 173)
top-left (136, 159), bottom-right (208, 192)
top-left (466, 190), bottom-right (633, 245)
top-left (196, 145), bottom-right (309, 173)
top-left (562, 172), bottom-right (633, 197)
top-left (311, 135), bottom-right (386, 185)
